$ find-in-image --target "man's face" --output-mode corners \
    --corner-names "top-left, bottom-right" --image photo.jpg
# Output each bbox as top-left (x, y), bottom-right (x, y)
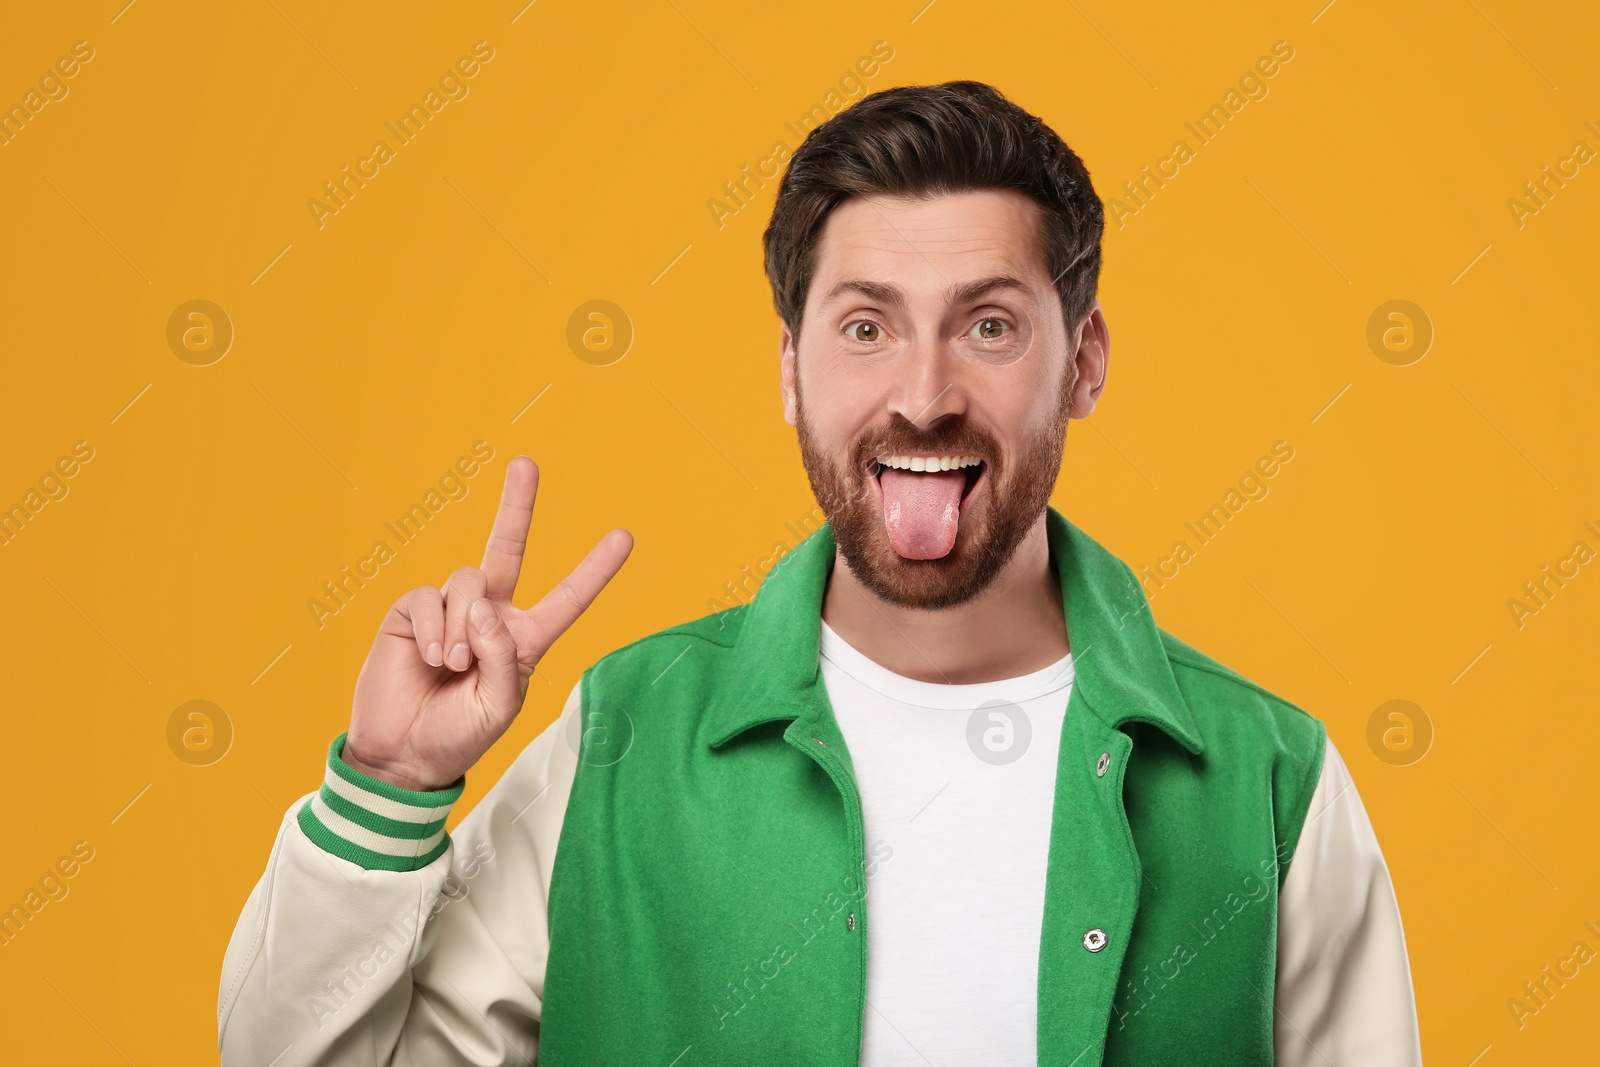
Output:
top-left (780, 188), bottom-right (1107, 611)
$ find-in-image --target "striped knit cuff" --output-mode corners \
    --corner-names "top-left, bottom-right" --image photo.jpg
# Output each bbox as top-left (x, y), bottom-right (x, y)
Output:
top-left (296, 733), bottom-right (465, 872)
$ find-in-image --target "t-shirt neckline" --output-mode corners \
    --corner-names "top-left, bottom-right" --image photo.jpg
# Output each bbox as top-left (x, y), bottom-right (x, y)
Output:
top-left (818, 617), bottom-right (1075, 711)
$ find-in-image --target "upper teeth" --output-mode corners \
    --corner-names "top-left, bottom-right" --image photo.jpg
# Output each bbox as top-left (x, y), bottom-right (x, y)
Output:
top-left (876, 455), bottom-right (982, 472)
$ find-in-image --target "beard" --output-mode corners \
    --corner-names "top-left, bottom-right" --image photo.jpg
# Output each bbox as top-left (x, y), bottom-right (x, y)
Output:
top-left (795, 363), bottom-right (1073, 611)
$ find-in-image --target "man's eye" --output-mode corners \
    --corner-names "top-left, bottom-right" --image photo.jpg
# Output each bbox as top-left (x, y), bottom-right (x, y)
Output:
top-left (970, 317), bottom-right (1010, 341)
top-left (846, 320), bottom-right (884, 343)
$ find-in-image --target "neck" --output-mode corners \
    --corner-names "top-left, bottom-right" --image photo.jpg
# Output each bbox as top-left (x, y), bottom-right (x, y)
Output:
top-left (819, 512), bottom-right (1070, 684)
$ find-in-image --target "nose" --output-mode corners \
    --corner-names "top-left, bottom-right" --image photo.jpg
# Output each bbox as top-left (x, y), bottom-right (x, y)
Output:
top-left (886, 334), bottom-right (966, 430)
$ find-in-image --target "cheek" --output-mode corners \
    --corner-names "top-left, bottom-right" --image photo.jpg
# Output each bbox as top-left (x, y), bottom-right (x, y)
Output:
top-left (798, 360), bottom-right (875, 437)
top-left (990, 368), bottom-right (1061, 436)
top-left (805, 405), bottom-right (871, 454)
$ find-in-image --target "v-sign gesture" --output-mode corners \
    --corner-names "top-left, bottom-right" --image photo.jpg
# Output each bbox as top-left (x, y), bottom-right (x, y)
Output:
top-left (344, 456), bottom-right (633, 791)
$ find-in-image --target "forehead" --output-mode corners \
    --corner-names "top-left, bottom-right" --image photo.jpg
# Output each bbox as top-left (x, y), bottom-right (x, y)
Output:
top-left (808, 188), bottom-right (1051, 300)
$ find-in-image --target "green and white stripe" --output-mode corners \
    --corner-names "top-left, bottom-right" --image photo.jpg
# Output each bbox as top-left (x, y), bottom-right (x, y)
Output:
top-left (297, 733), bottom-right (465, 872)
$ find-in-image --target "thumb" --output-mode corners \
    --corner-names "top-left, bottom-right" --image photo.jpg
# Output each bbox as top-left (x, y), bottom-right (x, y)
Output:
top-left (466, 598), bottom-right (523, 723)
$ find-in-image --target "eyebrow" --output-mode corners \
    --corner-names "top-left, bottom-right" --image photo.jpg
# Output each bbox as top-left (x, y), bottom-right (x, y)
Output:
top-left (819, 272), bottom-right (1032, 312)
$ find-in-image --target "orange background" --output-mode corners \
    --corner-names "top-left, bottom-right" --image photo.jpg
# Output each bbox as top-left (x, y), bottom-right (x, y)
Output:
top-left (2, 0), bottom-right (1597, 1062)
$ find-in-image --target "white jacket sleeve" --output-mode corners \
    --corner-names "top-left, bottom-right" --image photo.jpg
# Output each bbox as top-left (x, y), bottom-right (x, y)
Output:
top-left (217, 680), bottom-right (582, 1066)
top-left (1274, 735), bottom-right (1424, 1065)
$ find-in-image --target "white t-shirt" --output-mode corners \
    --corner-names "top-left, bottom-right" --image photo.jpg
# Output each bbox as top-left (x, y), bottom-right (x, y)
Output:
top-left (819, 617), bottom-right (1076, 1065)
top-left (818, 618), bottom-right (1423, 1067)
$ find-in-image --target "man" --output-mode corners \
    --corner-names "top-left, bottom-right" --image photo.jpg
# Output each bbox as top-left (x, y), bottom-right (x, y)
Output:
top-left (219, 81), bottom-right (1422, 1065)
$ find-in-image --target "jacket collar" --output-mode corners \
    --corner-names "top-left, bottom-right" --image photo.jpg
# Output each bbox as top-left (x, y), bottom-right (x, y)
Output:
top-left (707, 505), bottom-right (1206, 755)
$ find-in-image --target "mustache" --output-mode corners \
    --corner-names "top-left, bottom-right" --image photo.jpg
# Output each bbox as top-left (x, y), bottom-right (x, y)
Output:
top-left (849, 423), bottom-right (1000, 471)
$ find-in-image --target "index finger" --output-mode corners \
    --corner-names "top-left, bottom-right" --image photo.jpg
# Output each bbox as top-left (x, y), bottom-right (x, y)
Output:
top-left (481, 455), bottom-right (538, 602)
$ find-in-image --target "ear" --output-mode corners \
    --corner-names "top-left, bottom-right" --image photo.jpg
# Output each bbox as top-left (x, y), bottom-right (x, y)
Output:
top-left (780, 322), bottom-right (798, 427)
top-left (1067, 300), bottom-right (1110, 420)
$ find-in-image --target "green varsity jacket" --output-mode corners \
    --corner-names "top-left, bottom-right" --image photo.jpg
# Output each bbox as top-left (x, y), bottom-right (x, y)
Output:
top-left (535, 505), bottom-right (1327, 1064)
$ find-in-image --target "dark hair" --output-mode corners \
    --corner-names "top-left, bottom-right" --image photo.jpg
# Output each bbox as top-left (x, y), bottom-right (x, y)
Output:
top-left (762, 80), bottom-right (1104, 339)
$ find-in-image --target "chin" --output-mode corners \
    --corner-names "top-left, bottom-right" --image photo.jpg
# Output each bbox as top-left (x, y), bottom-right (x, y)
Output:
top-left (833, 500), bottom-right (1013, 611)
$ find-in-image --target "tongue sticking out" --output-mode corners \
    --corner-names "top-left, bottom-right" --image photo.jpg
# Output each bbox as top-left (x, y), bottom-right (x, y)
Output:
top-left (879, 467), bottom-right (966, 559)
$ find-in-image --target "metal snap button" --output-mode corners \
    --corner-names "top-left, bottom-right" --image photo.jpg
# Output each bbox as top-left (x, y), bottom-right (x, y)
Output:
top-left (1083, 927), bottom-right (1108, 952)
top-left (1096, 752), bottom-right (1110, 777)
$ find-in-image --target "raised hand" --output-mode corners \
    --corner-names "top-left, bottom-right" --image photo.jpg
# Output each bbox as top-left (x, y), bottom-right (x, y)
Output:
top-left (343, 456), bottom-right (633, 791)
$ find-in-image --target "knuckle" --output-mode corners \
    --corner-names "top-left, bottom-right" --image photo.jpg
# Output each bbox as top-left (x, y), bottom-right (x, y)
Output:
top-left (444, 567), bottom-right (486, 600)
top-left (485, 531), bottom-right (526, 556)
top-left (556, 580), bottom-right (589, 613)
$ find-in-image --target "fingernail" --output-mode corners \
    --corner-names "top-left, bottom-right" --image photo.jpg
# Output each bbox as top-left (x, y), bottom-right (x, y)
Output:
top-left (447, 643), bottom-right (470, 670)
top-left (472, 599), bottom-right (496, 635)
top-left (426, 642), bottom-right (443, 666)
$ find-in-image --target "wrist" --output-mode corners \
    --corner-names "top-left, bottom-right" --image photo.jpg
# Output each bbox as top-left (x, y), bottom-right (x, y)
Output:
top-left (296, 732), bottom-right (466, 872)
top-left (340, 739), bottom-right (455, 793)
